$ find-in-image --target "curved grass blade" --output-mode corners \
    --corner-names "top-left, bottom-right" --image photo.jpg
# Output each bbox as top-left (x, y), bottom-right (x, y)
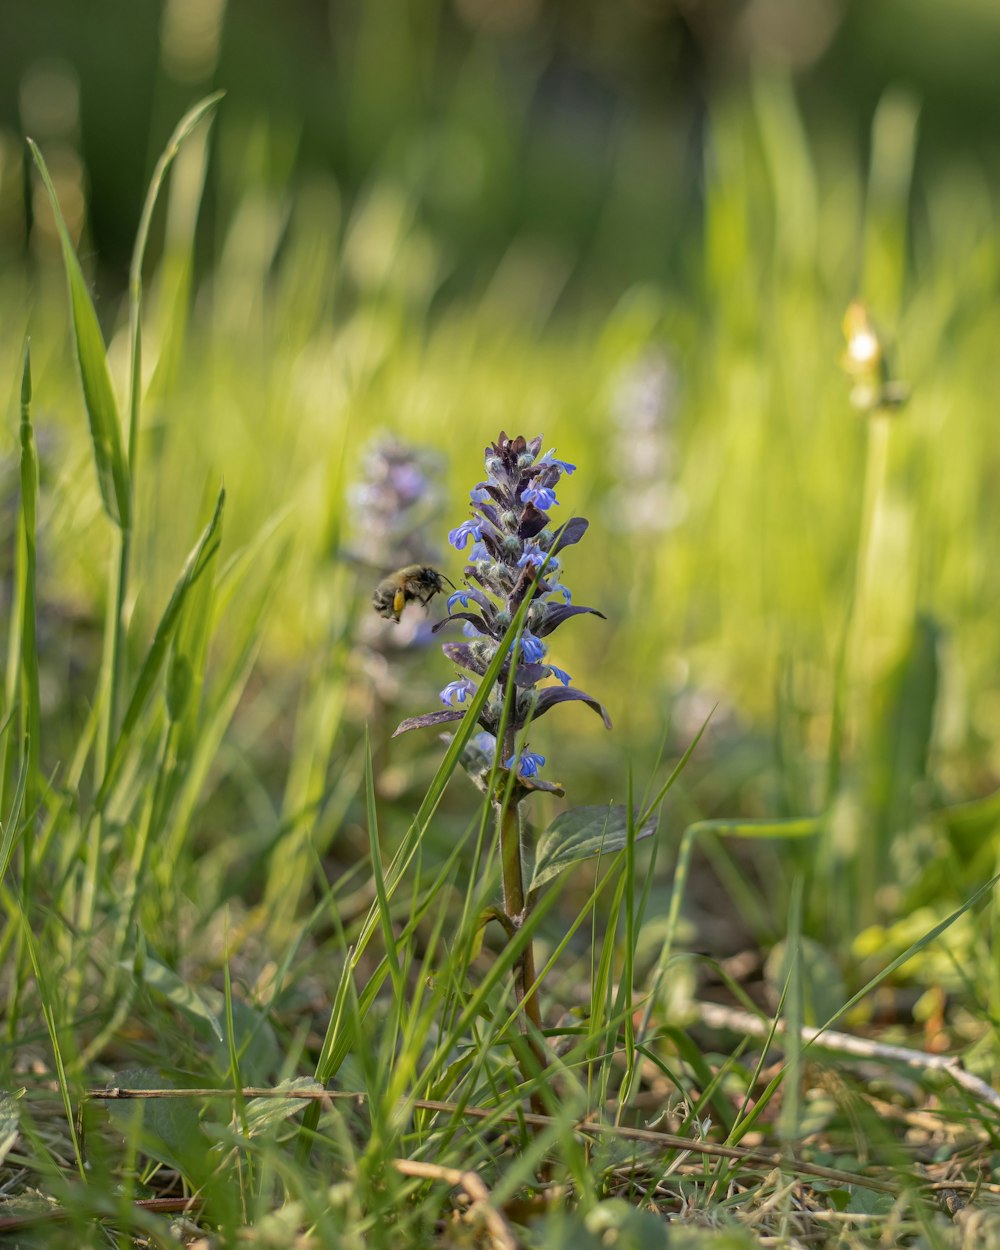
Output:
top-left (27, 139), bottom-right (130, 530)
top-left (96, 489), bottom-right (225, 808)
top-left (128, 91), bottom-right (224, 463)
top-left (684, 815), bottom-right (821, 839)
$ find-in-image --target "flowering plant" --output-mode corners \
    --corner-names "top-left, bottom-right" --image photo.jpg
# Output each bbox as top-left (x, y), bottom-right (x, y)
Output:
top-left (391, 431), bottom-right (612, 1098)
top-left (392, 431), bottom-right (611, 790)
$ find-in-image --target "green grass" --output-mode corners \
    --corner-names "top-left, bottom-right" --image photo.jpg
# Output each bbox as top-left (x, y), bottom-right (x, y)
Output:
top-left (3, 73), bottom-right (1000, 1248)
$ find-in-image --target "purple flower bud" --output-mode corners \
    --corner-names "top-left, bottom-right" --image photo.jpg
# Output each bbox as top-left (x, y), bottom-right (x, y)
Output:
top-left (440, 676), bottom-right (477, 706)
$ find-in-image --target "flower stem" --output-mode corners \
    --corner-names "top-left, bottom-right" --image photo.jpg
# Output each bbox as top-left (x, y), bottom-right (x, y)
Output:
top-left (496, 795), bottom-right (547, 1111)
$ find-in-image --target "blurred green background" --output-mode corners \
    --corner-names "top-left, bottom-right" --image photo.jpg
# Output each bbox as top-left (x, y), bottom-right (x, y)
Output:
top-left (3, 0), bottom-right (1000, 942)
top-left (4, 0), bottom-right (1000, 292)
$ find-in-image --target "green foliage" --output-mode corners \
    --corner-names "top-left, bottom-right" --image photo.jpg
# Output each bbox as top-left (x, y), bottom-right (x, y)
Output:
top-left (27, 142), bottom-right (130, 530)
top-left (530, 804), bottom-right (658, 894)
top-left (0, 1091), bottom-right (20, 1167)
top-left (105, 1071), bottom-right (212, 1184)
top-left (5, 52), bottom-right (1000, 1250)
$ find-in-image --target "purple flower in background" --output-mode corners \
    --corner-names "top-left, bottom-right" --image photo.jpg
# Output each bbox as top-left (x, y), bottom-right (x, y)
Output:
top-left (607, 350), bottom-right (685, 533)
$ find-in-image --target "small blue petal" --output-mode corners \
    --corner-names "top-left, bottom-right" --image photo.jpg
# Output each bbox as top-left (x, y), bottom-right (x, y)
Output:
top-left (440, 677), bottom-right (477, 706)
top-left (510, 631), bottom-right (545, 664)
top-left (547, 665), bottom-right (572, 686)
top-left (467, 540), bottom-right (489, 564)
top-left (448, 590), bottom-right (472, 609)
top-left (537, 448), bottom-right (576, 476)
top-left (517, 542), bottom-right (546, 570)
top-left (449, 519), bottom-right (483, 550)
top-left (470, 486), bottom-right (491, 504)
top-left (522, 484), bottom-right (558, 510)
top-left (504, 749), bottom-right (546, 778)
top-left (548, 582), bottom-right (572, 603)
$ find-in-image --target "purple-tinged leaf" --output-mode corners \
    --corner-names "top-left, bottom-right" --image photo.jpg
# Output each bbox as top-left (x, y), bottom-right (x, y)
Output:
top-left (534, 686), bottom-right (612, 729)
top-left (442, 643), bottom-right (489, 675)
top-left (392, 709), bottom-right (466, 737)
top-left (534, 604), bottom-right (607, 636)
top-left (526, 434), bottom-right (544, 458)
top-left (517, 506), bottom-right (549, 539)
top-left (478, 502), bottom-right (500, 527)
top-left (551, 516), bottom-right (588, 554)
top-left (433, 612), bottom-right (491, 636)
top-left (508, 568), bottom-right (536, 612)
top-left (520, 776), bottom-right (565, 797)
top-left (514, 663), bottom-right (549, 687)
top-left (481, 530), bottom-right (504, 560)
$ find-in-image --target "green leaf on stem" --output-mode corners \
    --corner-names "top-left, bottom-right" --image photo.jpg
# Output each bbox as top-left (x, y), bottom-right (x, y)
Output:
top-left (529, 804), bottom-right (657, 894)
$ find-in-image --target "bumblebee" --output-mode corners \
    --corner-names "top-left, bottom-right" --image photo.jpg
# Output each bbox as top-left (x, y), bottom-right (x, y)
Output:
top-left (372, 565), bottom-right (452, 623)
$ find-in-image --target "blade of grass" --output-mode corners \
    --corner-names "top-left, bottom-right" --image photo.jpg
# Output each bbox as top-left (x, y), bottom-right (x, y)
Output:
top-left (19, 909), bottom-right (85, 1179)
top-left (16, 342), bottom-right (41, 858)
top-left (363, 728), bottom-right (405, 1005)
top-left (95, 488), bottom-right (225, 810)
top-left (27, 141), bottom-right (130, 530)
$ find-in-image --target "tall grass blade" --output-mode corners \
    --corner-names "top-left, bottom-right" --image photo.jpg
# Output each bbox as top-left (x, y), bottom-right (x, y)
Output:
top-left (19, 910), bottom-right (85, 1179)
top-left (27, 140), bottom-right (130, 530)
top-left (128, 91), bottom-right (224, 463)
top-left (96, 488), bottom-right (225, 807)
top-left (778, 879), bottom-right (804, 1144)
top-left (17, 342), bottom-right (41, 856)
top-left (363, 729), bottom-right (404, 1004)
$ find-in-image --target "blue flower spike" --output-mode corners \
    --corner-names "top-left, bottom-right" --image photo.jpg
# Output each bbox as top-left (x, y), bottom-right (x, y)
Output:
top-left (391, 431), bottom-right (611, 764)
